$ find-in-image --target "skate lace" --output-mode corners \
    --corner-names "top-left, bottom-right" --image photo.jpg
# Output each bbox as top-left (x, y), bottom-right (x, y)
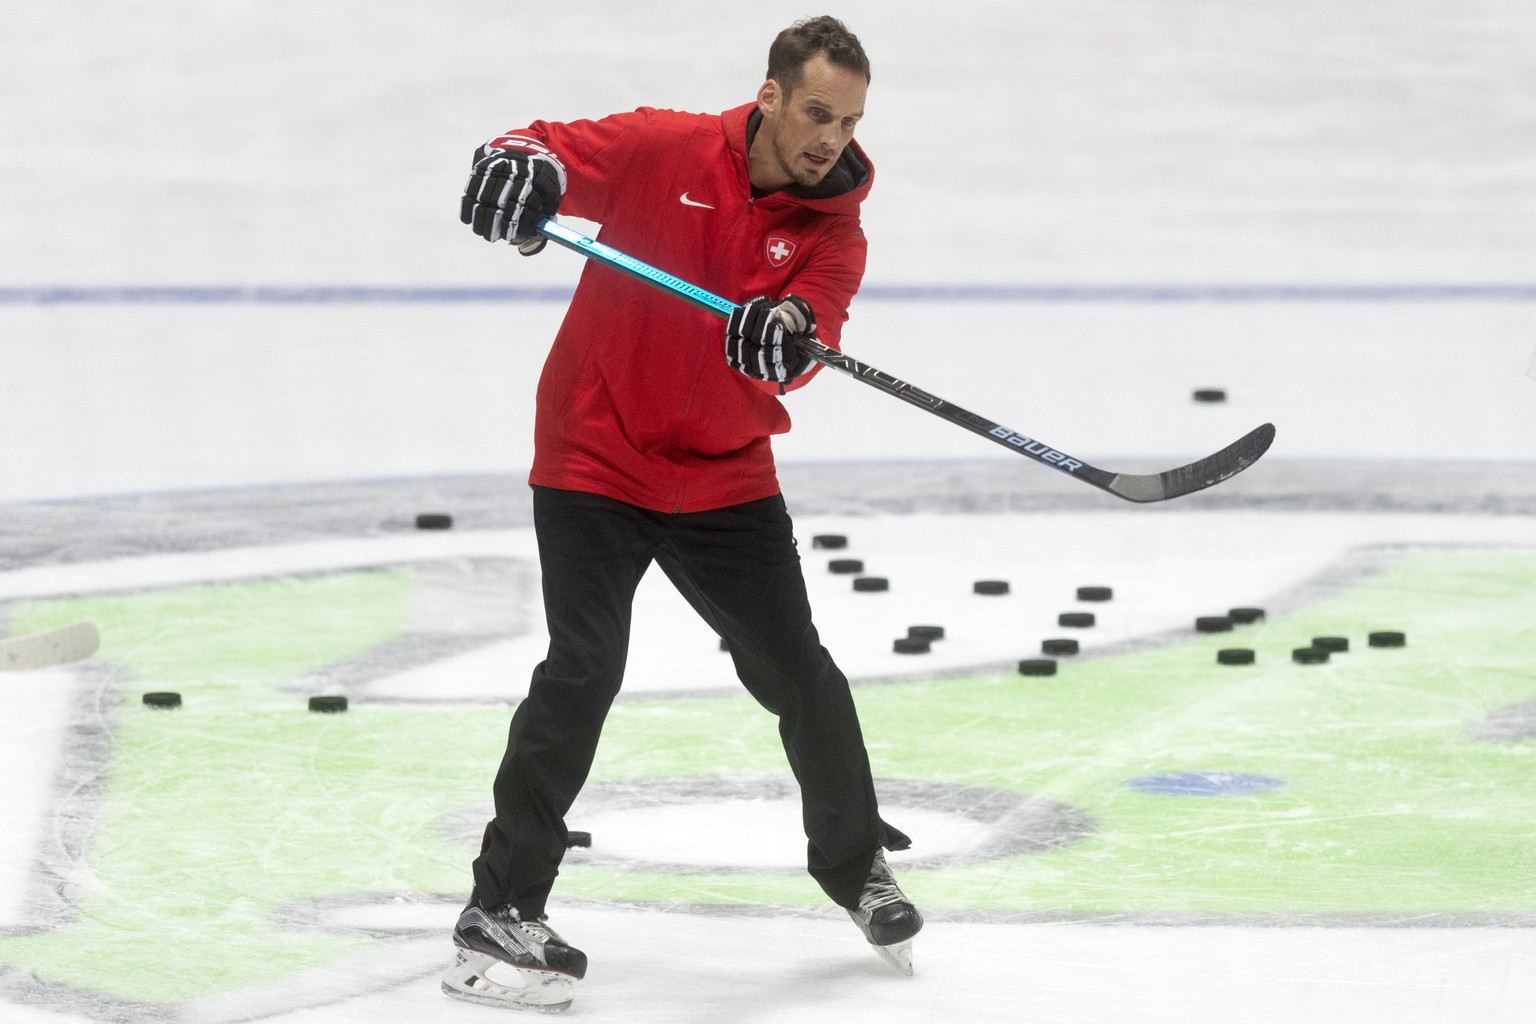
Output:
top-left (516, 914), bottom-right (564, 947)
top-left (856, 854), bottom-right (908, 914)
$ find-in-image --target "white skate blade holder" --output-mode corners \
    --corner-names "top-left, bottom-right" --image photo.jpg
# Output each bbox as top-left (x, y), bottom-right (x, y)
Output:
top-left (872, 938), bottom-right (915, 977)
top-left (442, 950), bottom-right (575, 1013)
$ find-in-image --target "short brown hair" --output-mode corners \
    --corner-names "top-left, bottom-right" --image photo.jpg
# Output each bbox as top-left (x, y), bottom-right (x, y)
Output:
top-left (766, 16), bottom-right (870, 95)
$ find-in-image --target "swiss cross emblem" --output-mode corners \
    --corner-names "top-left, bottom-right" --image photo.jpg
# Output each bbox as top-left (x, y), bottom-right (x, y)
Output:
top-left (765, 236), bottom-right (797, 267)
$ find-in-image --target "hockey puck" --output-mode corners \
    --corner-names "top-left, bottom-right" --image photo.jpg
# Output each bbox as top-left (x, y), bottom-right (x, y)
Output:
top-left (308, 695), bottom-right (348, 713)
top-left (1193, 388), bottom-right (1227, 403)
top-left (1228, 607), bottom-right (1266, 625)
top-left (142, 691), bottom-right (181, 709)
top-left (973, 580), bottom-right (1010, 596)
top-left (853, 576), bottom-right (889, 593)
top-left (907, 625), bottom-right (945, 641)
top-left (1368, 630), bottom-right (1407, 648)
top-left (1312, 636), bottom-right (1350, 653)
top-left (1042, 638), bottom-right (1079, 656)
top-left (1292, 646), bottom-right (1330, 665)
top-left (718, 637), bottom-right (731, 652)
top-left (565, 831), bottom-right (592, 849)
top-left (812, 534), bottom-right (848, 550)
top-left (828, 558), bottom-right (865, 574)
top-left (1217, 648), bottom-right (1256, 666)
top-left (1058, 611), bottom-right (1095, 628)
top-left (1076, 586), bottom-right (1113, 602)
top-left (893, 636), bottom-right (931, 654)
top-left (1017, 658), bottom-right (1057, 677)
top-left (415, 513), bottom-right (453, 530)
top-left (1195, 615), bottom-right (1233, 633)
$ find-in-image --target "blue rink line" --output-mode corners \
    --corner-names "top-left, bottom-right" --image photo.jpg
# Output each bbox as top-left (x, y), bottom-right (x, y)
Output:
top-left (1, 283), bottom-right (1534, 305)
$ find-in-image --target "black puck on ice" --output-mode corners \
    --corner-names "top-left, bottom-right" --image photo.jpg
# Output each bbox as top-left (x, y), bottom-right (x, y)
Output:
top-left (1229, 607), bottom-right (1266, 625)
top-left (853, 576), bottom-right (889, 592)
top-left (1017, 658), bottom-right (1057, 677)
top-left (893, 637), bottom-right (931, 654)
top-left (415, 513), bottom-right (453, 530)
top-left (812, 534), bottom-right (848, 550)
top-left (565, 831), bottom-right (592, 849)
top-left (1193, 388), bottom-right (1227, 403)
top-left (1368, 631), bottom-right (1407, 648)
top-left (1195, 615), bottom-right (1233, 633)
top-left (828, 558), bottom-right (865, 574)
top-left (1312, 636), bottom-right (1350, 653)
top-left (973, 580), bottom-right (1010, 596)
top-left (308, 695), bottom-right (349, 713)
top-left (907, 625), bottom-right (946, 641)
top-left (1217, 648), bottom-right (1256, 666)
top-left (1058, 612), bottom-right (1095, 628)
top-left (1292, 646), bottom-right (1330, 665)
top-left (143, 691), bottom-right (182, 709)
top-left (1042, 638), bottom-right (1080, 656)
top-left (719, 637), bottom-right (731, 651)
top-left (1076, 586), bottom-right (1113, 602)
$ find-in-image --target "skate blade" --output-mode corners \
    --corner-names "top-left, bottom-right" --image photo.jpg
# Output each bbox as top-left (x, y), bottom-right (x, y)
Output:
top-left (872, 938), bottom-right (915, 977)
top-left (442, 950), bottom-right (575, 1013)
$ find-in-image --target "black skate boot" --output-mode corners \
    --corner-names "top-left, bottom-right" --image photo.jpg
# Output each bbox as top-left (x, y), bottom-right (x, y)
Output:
top-left (442, 901), bottom-right (588, 1013)
top-left (846, 850), bottom-right (923, 976)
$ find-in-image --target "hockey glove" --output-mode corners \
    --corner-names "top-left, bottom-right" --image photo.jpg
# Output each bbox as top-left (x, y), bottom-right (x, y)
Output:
top-left (725, 295), bottom-right (818, 385)
top-left (460, 141), bottom-right (566, 255)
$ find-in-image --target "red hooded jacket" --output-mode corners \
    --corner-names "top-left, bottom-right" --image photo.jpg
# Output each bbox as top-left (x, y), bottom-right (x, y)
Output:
top-left (490, 101), bottom-right (873, 513)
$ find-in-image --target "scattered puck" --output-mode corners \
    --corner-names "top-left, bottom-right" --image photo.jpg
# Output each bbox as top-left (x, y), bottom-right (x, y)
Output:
top-left (1217, 648), bottom-right (1256, 666)
top-left (907, 625), bottom-right (946, 641)
top-left (142, 692), bottom-right (181, 709)
top-left (565, 831), bottom-right (592, 849)
top-left (1058, 612), bottom-right (1095, 628)
top-left (308, 695), bottom-right (349, 713)
top-left (812, 534), bottom-right (848, 549)
top-left (1312, 636), bottom-right (1350, 653)
top-left (1042, 638), bottom-right (1079, 656)
top-left (415, 513), bottom-right (453, 530)
top-left (853, 576), bottom-right (889, 593)
top-left (1368, 630), bottom-right (1407, 648)
top-left (1195, 615), bottom-right (1233, 633)
top-left (1017, 658), bottom-right (1057, 677)
top-left (1076, 586), bottom-right (1113, 602)
top-left (1193, 388), bottom-right (1227, 403)
top-left (1229, 607), bottom-right (1266, 624)
top-left (828, 558), bottom-right (865, 574)
top-left (1292, 647), bottom-right (1330, 665)
top-left (893, 637), bottom-right (931, 654)
top-left (719, 637), bottom-right (731, 652)
top-left (973, 580), bottom-right (1010, 596)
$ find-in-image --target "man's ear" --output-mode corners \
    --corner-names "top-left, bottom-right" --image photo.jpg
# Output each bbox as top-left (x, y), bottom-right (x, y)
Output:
top-left (756, 79), bottom-right (781, 116)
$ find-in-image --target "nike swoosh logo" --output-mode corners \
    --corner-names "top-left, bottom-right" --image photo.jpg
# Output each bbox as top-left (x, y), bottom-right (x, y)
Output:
top-left (679, 192), bottom-right (715, 209)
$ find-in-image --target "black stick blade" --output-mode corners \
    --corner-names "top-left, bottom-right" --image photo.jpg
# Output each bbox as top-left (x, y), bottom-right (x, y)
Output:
top-left (1106, 422), bottom-right (1276, 502)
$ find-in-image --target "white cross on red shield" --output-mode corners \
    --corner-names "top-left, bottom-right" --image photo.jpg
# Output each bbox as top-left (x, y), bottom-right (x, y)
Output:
top-left (765, 236), bottom-right (796, 267)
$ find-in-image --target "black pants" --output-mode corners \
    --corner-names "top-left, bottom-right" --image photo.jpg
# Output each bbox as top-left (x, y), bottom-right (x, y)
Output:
top-left (471, 486), bottom-right (909, 918)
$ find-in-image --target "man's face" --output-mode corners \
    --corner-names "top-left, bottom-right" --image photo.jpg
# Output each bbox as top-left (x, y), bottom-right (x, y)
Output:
top-left (751, 54), bottom-right (867, 191)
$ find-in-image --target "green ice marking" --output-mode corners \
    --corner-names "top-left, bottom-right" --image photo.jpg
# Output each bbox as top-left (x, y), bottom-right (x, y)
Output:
top-left (1, 550), bottom-right (1534, 1005)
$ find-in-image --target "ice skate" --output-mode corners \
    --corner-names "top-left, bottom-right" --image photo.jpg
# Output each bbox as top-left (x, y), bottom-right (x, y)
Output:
top-left (442, 903), bottom-right (588, 1013)
top-left (846, 850), bottom-right (923, 976)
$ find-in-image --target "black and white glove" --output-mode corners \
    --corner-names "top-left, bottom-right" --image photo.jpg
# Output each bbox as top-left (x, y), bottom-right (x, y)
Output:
top-left (725, 295), bottom-right (818, 385)
top-left (460, 142), bottom-right (566, 255)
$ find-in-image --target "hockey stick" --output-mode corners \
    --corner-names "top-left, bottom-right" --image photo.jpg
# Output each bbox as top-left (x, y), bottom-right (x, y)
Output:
top-left (536, 219), bottom-right (1275, 503)
top-left (0, 621), bottom-right (100, 672)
